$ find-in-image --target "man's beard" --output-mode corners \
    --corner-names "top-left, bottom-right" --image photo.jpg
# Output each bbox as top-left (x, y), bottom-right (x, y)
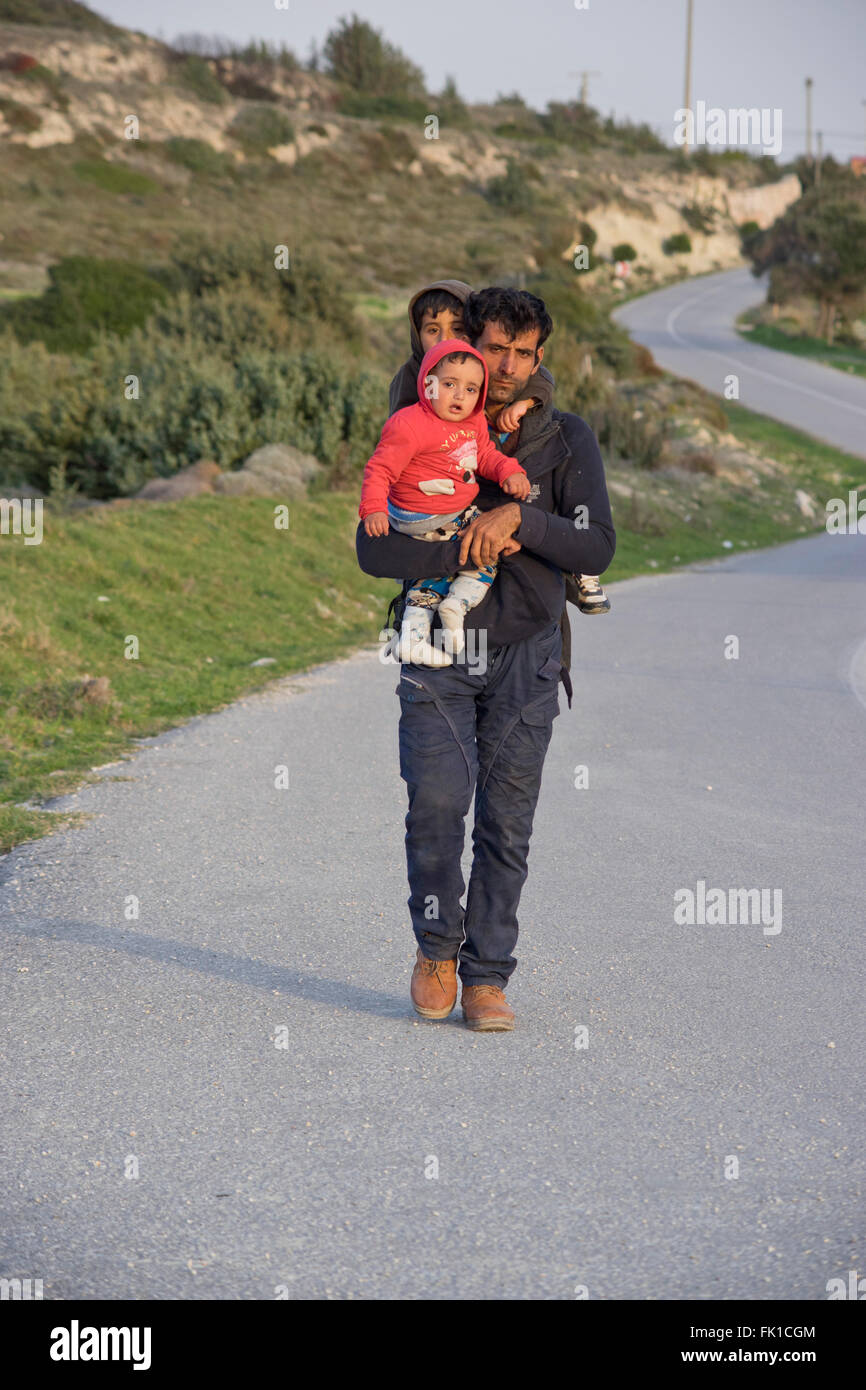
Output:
top-left (487, 379), bottom-right (523, 407)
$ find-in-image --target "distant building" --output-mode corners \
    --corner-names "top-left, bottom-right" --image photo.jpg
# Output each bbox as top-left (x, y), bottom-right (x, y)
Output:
top-left (850, 157), bottom-right (866, 177)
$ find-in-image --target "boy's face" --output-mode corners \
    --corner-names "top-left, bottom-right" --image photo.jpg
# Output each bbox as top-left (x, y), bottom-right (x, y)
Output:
top-left (418, 306), bottom-right (468, 353)
top-left (425, 357), bottom-right (485, 422)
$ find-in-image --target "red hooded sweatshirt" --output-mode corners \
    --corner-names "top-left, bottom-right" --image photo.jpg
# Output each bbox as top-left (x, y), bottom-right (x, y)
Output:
top-left (359, 339), bottom-right (526, 520)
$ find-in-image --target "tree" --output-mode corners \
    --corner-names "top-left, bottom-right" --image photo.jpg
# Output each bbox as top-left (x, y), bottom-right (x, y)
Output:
top-left (748, 177), bottom-right (866, 342)
top-left (322, 14), bottom-right (424, 97)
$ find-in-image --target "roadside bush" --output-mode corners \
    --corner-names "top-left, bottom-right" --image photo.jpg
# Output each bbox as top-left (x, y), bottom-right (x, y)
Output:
top-left (163, 137), bottom-right (236, 177)
top-left (165, 239), bottom-right (359, 343)
top-left (485, 158), bottom-right (535, 213)
top-left (0, 323), bottom-right (386, 497)
top-left (229, 104), bottom-right (295, 152)
top-left (0, 256), bottom-right (168, 353)
top-left (662, 232), bottom-right (692, 255)
top-left (589, 396), bottom-right (670, 470)
top-left (612, 242), bottom-right (638, 261)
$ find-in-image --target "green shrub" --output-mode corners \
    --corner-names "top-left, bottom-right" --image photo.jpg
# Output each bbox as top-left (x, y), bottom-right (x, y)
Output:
top-left (323, 14), bottom-right (424, 97)
top-left (336, 91), bottom-right (428, 122)
top-left (163, 137), bottom-right (235, 177)
top-left (229, 104), bottom-right (295, 152)
top-left (485, 157), bottom-right (536, 213)
top-left (437, 76), bottom-right (470, 128)
top-left (542, 101), bottom-right (604, 149)
top-left (0, 256), bottom-right (168, 353)
top-left (0, 326), bottom-right (387, 497)
top-left (612, 242), bottom-right (638, 262)
top-left (165, 239), bottom-right (358, 341)
top-left (681, 201), bottom-right (716, 234)
top-left (662, 232), bottom-right (692, 255)
top-left (73, 158), bottom-right (158, 195)
top-left (175, 55), bottom-right (227, 104)
top-left (0, 97), bottom-right (42, 131)
top-left (602, 115), bottom-right (666, 154)
top-left (589, 395), bottom-right (670, 470)
top-left (358, 125), bottom-right (416, 171)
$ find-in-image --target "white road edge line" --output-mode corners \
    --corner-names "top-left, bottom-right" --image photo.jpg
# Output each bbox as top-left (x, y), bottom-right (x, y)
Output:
top-left (661, 284), bottom-right (866, 420)
top-left (847, 633), bottom-right (866, 713)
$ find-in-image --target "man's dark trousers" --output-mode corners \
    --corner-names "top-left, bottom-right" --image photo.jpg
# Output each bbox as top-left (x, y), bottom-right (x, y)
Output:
top-left (396, 619), bottom-right (562, 987)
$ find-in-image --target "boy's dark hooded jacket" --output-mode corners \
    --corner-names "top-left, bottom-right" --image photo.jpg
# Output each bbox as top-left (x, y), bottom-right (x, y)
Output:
top-left (388, 278), bottom-right (555, 417)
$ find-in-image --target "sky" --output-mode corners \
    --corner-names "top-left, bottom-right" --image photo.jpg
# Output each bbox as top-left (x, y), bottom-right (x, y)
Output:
top-left (92, 0), bottom-right (866, 163)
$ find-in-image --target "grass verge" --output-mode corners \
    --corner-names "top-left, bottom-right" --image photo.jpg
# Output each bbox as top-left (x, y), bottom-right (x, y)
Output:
top-left (738, 321), bottom-right (866, 379)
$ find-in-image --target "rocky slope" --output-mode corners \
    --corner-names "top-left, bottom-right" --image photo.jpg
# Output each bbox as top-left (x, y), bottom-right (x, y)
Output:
top-left (0, 15), bottom-right (800, 285)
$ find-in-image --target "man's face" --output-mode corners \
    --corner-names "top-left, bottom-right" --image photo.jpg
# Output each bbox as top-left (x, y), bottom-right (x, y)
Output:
top-left (418, 306), bottom-right (468, 352)
top-left (425, 356), bottom-right (485, 422)
top-left (472, 320), bottom-right (543, 408)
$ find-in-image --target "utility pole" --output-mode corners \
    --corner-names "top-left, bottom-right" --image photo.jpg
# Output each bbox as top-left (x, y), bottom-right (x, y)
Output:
top-left (683, 0), bottom-right (694, 155)
top-left (568, 70), bottom-right (601, 106)
top-left (816, 130), bottom-right (823, 185)
top-left (805, 77), bottom-right (813, 162)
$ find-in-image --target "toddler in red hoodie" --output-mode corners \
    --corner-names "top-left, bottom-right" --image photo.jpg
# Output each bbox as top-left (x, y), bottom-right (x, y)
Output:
top-left (360, 339), bottom-right (530, 666)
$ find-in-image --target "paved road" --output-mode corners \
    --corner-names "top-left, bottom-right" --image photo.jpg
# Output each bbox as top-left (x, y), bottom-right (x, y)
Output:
top-left (613, 268), bottom-right (866, 460)
top-left (2, 527), bottom-right (864, 1299)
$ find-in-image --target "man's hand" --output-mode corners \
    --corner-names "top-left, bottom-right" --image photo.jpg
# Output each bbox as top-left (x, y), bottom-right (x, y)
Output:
top-left (458, 503), bottom-right (522, 568)
top-left (364, 511), bottom-right (389, 537)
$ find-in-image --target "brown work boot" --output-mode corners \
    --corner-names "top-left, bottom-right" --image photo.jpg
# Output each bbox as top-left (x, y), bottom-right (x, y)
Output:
top-left (461, 985), bottom-right (514, 1032)
top-left (410, 947), bottom-right (458, 1019)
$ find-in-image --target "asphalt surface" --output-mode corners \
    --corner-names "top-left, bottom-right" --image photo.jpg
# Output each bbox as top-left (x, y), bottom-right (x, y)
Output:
top-left (2, 526), bottom-right (864, 1299)
top-left (612, 267), bottom-right (866, 461)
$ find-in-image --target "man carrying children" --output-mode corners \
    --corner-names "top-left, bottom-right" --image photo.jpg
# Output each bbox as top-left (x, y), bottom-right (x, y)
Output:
top-left (356, 283), bottom-right (615, 1033)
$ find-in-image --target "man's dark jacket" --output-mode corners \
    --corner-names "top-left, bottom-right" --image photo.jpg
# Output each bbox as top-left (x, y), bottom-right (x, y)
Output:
top-left (355, 391), bottom-right (615, 672)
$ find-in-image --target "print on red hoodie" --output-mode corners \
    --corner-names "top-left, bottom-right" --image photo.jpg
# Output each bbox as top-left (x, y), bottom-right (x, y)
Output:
top-left (359, 339), bottom-right (526, 520)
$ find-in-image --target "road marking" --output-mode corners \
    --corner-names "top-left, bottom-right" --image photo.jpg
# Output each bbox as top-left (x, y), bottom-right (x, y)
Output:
top-left (847, 633), bottom-right (866, 713)
top-left (661, 283), bottom-right (866, 421)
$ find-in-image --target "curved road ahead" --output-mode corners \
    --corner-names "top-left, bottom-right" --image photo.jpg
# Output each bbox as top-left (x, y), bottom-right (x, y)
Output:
top-left (613, 267), bottom-right (866, 460)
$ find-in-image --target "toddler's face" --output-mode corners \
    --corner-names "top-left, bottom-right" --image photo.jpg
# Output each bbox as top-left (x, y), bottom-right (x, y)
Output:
top-left (418, 307), bottom-right (469, 352)
top-left (425, 357), bottom-right (485, 422)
